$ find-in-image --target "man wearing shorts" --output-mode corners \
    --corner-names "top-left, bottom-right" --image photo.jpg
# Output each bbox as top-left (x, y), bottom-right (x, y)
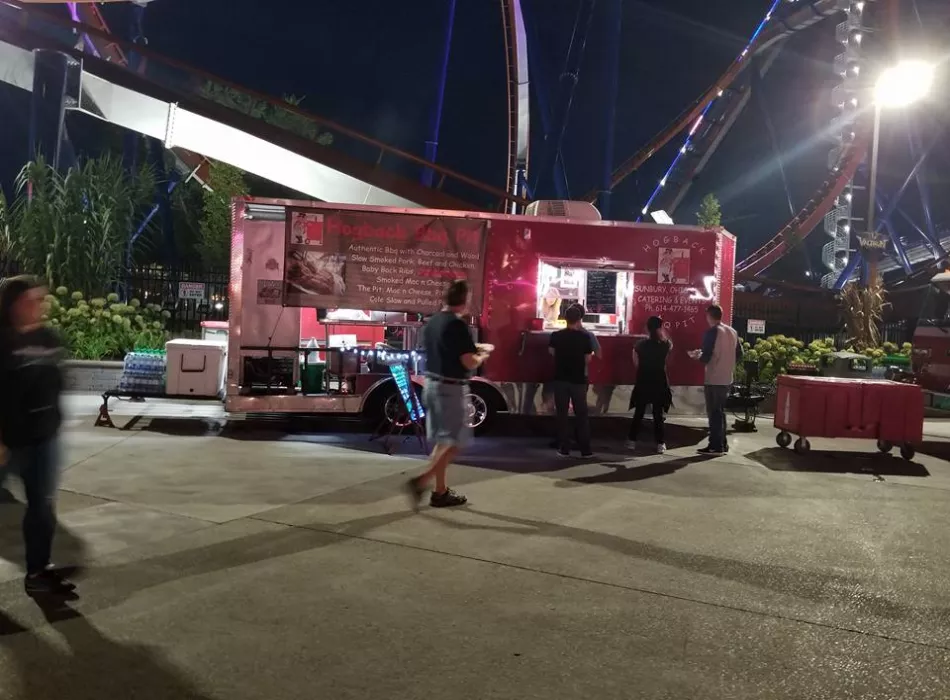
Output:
top-left (405, 280), bottom-right (488, 508)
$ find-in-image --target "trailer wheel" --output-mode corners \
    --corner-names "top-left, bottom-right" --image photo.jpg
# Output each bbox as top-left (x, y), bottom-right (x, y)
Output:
top-left (776, 431), bottom-right (792, 449)
top-left (876, 439), bottom-right (893, 454)
top-left (363, 382), bottom-right (421, 429)
top-left (382, 392), bottom-right (415, 428)
top-left (793, 437), bottom-right (810, 455)
top-left (466, 387), bottom-right (495, 435)
top-left (900, 444), bottom-right (916, 461)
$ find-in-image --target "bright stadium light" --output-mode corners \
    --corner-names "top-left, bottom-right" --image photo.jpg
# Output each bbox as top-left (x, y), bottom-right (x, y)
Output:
top-left (874, 60), bottom-right (935, 108)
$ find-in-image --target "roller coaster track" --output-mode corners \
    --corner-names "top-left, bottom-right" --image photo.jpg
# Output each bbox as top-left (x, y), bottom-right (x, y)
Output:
top-left (581, 0), bottom-right (842, 206)
top-left (0, 1), bottom-right (529, 211)
top-left (737, 0), bottom-right (900, 276)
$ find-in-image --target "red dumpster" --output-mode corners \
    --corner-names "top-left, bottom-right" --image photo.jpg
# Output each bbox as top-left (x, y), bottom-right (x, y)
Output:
top-left (774, 375), bottom-right (923, 460)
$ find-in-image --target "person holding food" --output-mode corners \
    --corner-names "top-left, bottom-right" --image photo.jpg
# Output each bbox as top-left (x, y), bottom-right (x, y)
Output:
top-left (688, 304), bottom-right (741, 455)
top-left (405, 280), bottom-right (489, 508)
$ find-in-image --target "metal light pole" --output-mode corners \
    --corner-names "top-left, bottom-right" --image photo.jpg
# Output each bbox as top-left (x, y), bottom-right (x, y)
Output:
top-left (862, 60), bottom-right (936, 282)
top-left (866, 101), bottom-right (882, 236)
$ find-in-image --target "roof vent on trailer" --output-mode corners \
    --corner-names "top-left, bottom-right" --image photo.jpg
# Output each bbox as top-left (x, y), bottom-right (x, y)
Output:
top-left (524, 200), bottom-right (602, 221)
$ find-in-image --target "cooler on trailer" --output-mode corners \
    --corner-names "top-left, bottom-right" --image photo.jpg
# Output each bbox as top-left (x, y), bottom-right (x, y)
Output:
top-left (165, 339), bottom-right (227, 398)
top-left (774, 375), bottom-right (923, 459)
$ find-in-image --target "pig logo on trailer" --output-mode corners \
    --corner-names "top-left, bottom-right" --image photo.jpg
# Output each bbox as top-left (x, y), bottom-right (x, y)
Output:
top-left (658, 248), bottom-right (690, 284)
top-left (291, 212), bottom-right (324, 247)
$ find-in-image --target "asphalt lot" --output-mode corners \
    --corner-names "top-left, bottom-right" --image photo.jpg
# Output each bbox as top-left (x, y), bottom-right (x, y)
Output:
top-left (0, 393), bottom-right (948, 699)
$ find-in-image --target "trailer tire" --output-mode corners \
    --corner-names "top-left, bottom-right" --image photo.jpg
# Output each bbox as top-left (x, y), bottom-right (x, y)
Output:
top-left (362, 380), bottom-right (421, 430)
top-left (467, 383), bottom-right (505, 436)
top-left (900, 444), bottom-right (915, 461)
top-left (877, 439), bottom-right (893, 454)
top-left (776, 431), bottom-right (792, 448)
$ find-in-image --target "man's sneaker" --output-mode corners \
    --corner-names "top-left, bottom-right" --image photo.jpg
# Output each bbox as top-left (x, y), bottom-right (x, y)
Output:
top-left (656, 443), bottom-right (667, 454)
top-left (24, 570), bottom-right (77, 597)
top-left (580, 451), bottom-right (595, 459)
top-left (556, 449), bottom-right (572, 458)
top-left (430, 488), bottom-right (468, 508)
top-left (625, 440), bottom-right (637, 451)
top-left (697, 446), bottom-right (725, 455)
top-left (404, 476), bottom-right (427, 510)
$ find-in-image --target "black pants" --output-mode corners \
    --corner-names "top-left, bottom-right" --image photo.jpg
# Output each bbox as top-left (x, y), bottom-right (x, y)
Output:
top-left (629, 402), bottom-right (664, 444)
top-left (9, 439), bottom-right (59, 574)
top-left (554, 381), bottom-right (591, 453)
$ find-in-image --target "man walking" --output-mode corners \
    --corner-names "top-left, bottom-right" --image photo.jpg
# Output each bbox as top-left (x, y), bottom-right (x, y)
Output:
top-left (692, 304), bottom-right (741, 455)
top-left (549, 304), bottom-right (594, 458)
top-left (406, 280), bottom-right (489, 508)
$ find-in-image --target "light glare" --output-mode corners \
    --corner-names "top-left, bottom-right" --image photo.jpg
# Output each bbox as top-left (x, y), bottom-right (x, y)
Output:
top-left (875, 60), bottom-right (935, 108)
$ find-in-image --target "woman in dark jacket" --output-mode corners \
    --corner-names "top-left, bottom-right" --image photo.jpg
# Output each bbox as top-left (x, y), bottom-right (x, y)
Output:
top-left (627, 316), bottom-right (673, 453)
top-left (0, 276), bottom-right (78, 596)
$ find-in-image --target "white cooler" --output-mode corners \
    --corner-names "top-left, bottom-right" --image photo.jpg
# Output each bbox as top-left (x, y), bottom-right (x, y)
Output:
top-left (165, 339), bottom-right (227, 398)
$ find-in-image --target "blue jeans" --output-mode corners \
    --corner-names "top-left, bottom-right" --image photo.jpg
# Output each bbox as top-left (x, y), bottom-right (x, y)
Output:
top-left (8, 439), bottom-right (60, 574)
top-left (704, 385), bottom-right (729, 451)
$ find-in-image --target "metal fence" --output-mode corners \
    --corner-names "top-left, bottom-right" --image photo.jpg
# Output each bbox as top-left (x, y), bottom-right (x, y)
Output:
top-left (124, 266), bottom-right (230, 336)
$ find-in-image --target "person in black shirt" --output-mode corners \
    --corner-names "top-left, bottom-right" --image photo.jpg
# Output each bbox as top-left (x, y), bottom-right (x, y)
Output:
top-left (405, 280), bottom-right (489, 508)
top-left (627, 315), bottom-right (673, 453)
top-left (549, 304), bottom-right (594, 457)
top-left (0, 276), bottom-right (79, 596)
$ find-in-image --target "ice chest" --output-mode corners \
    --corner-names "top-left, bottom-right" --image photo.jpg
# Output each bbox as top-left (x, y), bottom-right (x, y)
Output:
top-left (165, 339), bottom-right (227, 397)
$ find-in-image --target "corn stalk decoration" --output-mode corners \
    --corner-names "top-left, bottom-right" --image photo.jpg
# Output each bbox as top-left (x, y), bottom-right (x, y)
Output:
top-left (840, 279), bottom-right (888, 351)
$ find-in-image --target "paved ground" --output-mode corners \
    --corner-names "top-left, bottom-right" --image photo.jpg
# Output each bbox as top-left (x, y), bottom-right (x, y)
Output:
top-left (0, 394), bottom-right (949, 698)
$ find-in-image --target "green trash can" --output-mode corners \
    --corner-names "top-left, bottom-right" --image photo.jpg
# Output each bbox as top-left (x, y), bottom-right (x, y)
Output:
top-left (301, 362), bottom-right (325, 395)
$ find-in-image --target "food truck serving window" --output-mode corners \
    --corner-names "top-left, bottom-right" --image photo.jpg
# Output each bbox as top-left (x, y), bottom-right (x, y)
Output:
top-left (537, 260), bottom-right (633, 334)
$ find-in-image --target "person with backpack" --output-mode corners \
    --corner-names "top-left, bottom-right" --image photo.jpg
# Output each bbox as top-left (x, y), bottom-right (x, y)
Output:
top-left (627, 316), bottom-right (673, 453)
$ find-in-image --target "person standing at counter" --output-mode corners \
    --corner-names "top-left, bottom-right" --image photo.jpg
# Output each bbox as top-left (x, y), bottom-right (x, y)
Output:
top-left (405, 280), bottom-right (489, 509)
top-left (549, 304), bottom-right (594, 458)
top-left (627, 316), bottom-right (672, 453)
top-left (690, 304), bottom-right (741, 455)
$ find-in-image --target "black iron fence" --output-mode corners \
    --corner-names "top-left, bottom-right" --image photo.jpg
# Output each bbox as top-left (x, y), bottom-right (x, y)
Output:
top-left (124, 265), bottom-right (230, 336)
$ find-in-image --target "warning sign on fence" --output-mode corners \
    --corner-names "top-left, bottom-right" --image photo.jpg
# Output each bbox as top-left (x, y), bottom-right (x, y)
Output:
top-left (178, 282), bottom-right (207, 300)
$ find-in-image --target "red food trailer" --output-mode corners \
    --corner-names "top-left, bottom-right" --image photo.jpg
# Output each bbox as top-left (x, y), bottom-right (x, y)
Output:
top-left (225, 198), bottom-right (736, 430)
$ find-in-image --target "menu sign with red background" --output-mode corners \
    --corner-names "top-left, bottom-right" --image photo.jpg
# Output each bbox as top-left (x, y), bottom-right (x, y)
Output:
top-left (282, 209), bottom-right (487, 313)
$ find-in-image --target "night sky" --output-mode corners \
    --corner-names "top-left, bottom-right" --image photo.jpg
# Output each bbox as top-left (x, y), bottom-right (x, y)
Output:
top-left (1, 0), bottom-right (946, 277)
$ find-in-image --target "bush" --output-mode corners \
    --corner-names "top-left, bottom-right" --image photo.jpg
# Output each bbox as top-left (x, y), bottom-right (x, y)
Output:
top-left (44, 287), bottom-right (169, 360)
top-left (737, 334), bottom-right (912, 384)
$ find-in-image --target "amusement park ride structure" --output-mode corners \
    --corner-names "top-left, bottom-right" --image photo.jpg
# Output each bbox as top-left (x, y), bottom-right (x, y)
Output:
top-left (0, 0), bottom-right (943, 291)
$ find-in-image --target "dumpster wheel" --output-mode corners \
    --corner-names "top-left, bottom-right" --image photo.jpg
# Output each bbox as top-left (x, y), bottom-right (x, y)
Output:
top-left (900, 444), bottom-right (915, 461)
top-left (776, 431), bottom-right (792, 449)
top-left (877, 440), bottom-right (893, 454)
top-left (793, 437), bottom-right (810, 455)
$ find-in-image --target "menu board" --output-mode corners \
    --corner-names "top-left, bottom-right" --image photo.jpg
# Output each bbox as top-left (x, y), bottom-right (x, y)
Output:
top-left (283, 209), bottom-right (487, 314)
top-left (585, 271), bottom-right (617, 314)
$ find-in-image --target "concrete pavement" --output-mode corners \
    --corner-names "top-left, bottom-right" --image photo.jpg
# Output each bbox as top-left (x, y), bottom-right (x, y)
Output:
top-left (0, 394), bottom-right (948, 698)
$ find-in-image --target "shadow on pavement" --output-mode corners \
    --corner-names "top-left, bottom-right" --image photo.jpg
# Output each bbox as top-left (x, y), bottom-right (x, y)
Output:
top-left (746, 447), bottom-right (930, 477)
top-left (0, 598), bottom-right (213, 698)
top-left (915, 440), bottom-right (950, 462)
top-left (0, 496), bottom-right (944, 643)
top-left (564, 454), bottom-right (718, 485)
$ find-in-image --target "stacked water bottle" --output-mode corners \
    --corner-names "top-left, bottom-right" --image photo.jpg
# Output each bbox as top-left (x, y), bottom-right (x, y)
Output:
top-left (119, 350), bottom-right (167, 394)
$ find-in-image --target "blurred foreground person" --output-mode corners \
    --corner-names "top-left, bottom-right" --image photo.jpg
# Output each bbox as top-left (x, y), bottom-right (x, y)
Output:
top-left (0, 276), bottom-right (79, 596)
top-left (627, 316), bottom-right (673, 453)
